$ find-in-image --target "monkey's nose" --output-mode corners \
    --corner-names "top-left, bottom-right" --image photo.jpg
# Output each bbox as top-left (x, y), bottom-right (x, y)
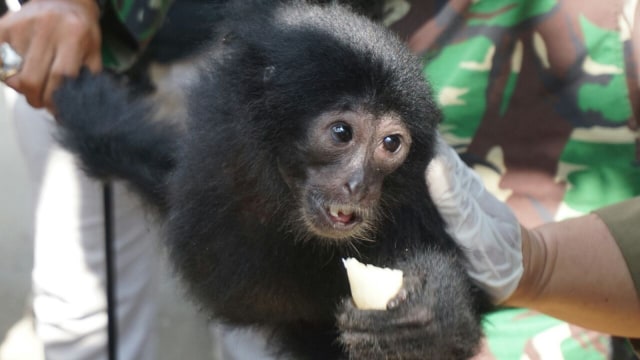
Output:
top-left (345, 172), bottom-right (367, 200)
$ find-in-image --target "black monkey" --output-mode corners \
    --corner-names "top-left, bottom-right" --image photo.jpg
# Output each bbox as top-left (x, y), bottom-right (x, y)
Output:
top-left (54, 1), bottom-right (492, 358)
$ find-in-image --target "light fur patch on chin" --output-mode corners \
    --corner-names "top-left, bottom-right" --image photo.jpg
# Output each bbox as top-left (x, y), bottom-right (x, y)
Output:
top-left (342, 258), bottom-right (403, 310)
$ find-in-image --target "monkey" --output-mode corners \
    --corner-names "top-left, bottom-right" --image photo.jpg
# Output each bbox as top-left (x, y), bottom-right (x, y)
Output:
top-left (53, 1), bottom-right (492, 358)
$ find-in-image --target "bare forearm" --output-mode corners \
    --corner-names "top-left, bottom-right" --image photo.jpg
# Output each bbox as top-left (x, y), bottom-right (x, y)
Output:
top-left (506, 214), bottom-right (640, 337)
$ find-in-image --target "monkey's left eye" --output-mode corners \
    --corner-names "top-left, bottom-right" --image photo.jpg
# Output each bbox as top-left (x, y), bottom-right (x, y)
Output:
top-left (382, 135), bottom-right (402, 153)
top-left (331, 123), bottom-right (353, 143)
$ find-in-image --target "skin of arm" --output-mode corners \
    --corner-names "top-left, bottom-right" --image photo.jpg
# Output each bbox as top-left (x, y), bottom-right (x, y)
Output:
top-left (426, 134), bottom-right (640, 336)
top-left (506, 214), bottom-right (640, 337)
top-left (0, 0), bottom-right (102, 110)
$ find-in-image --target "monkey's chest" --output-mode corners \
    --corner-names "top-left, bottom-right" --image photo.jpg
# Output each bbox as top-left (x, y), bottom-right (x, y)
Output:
top-left (218, 252), bottom-right (350, 324)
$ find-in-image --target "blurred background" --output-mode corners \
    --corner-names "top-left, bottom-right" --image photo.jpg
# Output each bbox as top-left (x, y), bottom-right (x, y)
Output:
top-left (0, 84), bottom-right (214, 360)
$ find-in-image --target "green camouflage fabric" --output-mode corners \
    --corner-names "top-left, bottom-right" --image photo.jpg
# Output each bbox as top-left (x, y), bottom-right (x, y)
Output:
top-left (387, 0), bottom-right (639, 359)
top-left (101, 0), bottom-right (173, 70)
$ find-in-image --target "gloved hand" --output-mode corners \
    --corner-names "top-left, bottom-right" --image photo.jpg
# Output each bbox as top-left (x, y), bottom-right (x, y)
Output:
top-left (425, 135), bottom-right (523, 303)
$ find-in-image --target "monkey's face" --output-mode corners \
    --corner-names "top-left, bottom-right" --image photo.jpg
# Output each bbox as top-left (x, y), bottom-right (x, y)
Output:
top-left (287, 110), bottom-right (412, 241)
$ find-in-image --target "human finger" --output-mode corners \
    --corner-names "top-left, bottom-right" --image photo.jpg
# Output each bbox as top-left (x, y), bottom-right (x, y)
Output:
top-left (425, 134), bottom-right (523, 303)
top-left (6, 28), bottom-right (55, 108)
top-left (42, 41), bottom-right (86, 109)
top-left (84, 43), bottom-right (102, 73)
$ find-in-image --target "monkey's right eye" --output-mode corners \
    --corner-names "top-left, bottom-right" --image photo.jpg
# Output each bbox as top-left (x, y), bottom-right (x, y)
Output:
top-left (331, 123), bottom-right (353, 143)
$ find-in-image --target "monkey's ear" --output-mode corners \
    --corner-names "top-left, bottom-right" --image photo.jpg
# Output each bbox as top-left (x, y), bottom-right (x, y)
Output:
top-left (263, 65), bottom-right (276, 83)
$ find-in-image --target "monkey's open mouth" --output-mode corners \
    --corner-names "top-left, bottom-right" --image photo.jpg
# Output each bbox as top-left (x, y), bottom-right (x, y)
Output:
top-left (324, 204), bottom-right (361, 227)
top-left (304, 194), bottom-right (367, 239)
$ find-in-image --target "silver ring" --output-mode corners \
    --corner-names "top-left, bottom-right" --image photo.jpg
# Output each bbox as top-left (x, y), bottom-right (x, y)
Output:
top-left (0, 43), bottom-right (23, 82)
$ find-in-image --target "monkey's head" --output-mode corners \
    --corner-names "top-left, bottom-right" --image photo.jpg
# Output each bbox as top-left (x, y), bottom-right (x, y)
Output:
top-left (251, 4), bottom-right (439, 243)
top-left (275, 108), bottom-right (412, 241)
top-left (200, 1), bottom-right (440, 243)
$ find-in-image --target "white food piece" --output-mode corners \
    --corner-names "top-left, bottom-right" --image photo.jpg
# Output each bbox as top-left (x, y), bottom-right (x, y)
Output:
top-left (342, 257), bottom-right (404, 310)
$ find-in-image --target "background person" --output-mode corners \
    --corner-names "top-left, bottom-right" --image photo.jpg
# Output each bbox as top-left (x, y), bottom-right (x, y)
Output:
top-left (383, 0), bottom-right (640, 358)
top-left (0, 0), bottom-right (206, 359)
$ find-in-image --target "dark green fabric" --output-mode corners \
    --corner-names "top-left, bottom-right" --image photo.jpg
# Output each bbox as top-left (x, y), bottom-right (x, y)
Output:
top-left (628, 338), bottom-right (640, 357)
top-left (594, 197), bottom-right (640, 298)
top-left (101, 0), bottom-right (173, 71)
top-left (388, 0), bottom-right (639, 358)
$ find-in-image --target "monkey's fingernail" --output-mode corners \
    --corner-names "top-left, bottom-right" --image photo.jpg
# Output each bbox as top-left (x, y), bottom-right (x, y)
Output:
top-left (386, 288), bottom-right (408, 310)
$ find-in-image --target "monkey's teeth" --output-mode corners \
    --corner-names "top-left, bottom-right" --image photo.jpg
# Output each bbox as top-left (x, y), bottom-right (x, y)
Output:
top-left (329, 205), bottom-right (354, 220)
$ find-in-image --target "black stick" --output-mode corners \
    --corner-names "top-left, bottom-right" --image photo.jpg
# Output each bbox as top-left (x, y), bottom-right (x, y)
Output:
top-left (103, 182), bottom-right (118, 360)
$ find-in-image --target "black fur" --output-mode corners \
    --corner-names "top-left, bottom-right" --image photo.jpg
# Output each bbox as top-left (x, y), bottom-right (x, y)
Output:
top-left (54, 1), bottom-right (492, 358)
top-left (55, 71), bottom-right (179, 210)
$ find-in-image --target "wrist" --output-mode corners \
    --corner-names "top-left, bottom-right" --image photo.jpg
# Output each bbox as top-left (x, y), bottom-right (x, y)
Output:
top-left (503, 225), bottom-right (550, 307)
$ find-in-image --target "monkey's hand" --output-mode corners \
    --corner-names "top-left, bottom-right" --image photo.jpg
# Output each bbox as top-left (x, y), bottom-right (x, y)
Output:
top-left (337, 253), bottom-right (485, 360)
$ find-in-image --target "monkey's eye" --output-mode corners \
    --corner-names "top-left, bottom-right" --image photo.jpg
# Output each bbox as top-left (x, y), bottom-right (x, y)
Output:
top-left (382, 135), bottom-right (402, 153)
top-left (331, 123), bottom-right (353, 143)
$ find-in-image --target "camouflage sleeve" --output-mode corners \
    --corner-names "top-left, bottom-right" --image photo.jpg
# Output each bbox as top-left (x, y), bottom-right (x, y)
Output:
top-left (628, 338), bottom-right (640, 356)
top-left (595, 196), bottom-right (640, 354)
top-left (108, 0), bottom-right (173, 46)
top-left (593, 197), bottom-right (640, 296)
top-left (101, 0), bottom-right (174, 71)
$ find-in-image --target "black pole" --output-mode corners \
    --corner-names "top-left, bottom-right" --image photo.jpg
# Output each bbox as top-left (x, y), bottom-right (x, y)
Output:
top-left (103, 182), bottom-right (118, 360)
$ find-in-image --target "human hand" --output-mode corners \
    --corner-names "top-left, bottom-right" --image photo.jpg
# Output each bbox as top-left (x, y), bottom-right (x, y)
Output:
top-left (425, 135), bottom-right (523, 303)
top-left (0, 0), bottom-right (102, 110)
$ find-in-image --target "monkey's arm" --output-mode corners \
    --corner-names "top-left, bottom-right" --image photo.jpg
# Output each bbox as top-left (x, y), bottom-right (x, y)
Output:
top-left (53, 70), bottom-right (180, 211)
top-left (337, 248), bottom-right (490, 359)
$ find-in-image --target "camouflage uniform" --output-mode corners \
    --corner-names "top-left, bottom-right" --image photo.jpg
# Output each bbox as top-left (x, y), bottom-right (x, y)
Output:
top-left (2, 1), bottom-right (174, 359)
top-left (387, 0), bottom-right (639, 358)
top-left (100, 0), bottom-right (173, 70)
top-left (98, 0), bottom-right (640, 357)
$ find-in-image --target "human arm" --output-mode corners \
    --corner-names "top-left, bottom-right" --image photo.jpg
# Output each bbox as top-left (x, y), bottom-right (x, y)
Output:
top-left (0, 0), bottom-right (102, 110)
top-left (426, 135), bottom-right (640, 337)
top-left (510, 212), bottom-right (640, 337)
